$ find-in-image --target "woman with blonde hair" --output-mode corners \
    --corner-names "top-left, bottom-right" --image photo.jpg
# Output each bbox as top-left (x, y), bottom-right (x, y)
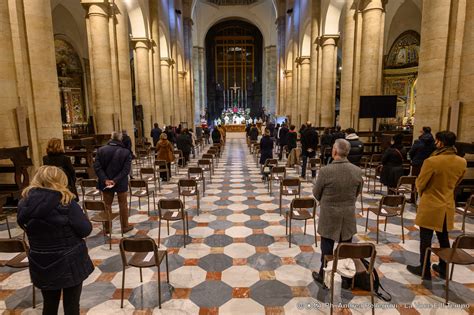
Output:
top-left (43, 138), bottom-right (78, 200)
top-left (18, 166), bottom-right (93, 315)
top-left (155, 132), bottom-right (175, 181)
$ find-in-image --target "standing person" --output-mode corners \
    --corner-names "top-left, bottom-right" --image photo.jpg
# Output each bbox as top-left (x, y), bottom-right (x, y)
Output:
top-left (155, 133), bottom-right (175, 181)
top-left (203, 126), bottom-right (211, 144)
top-left (380, 133), bottom-right (406, 192)
top-left (259, 129), bottom-right (274, 166)
top-left (166, 126), bottom-right (176, 145)
top-left (320, 128), bottom-right (333, 165)
top-left (331, 126), bottom-right (345, 144)
top-left (150, 123), bottom-right (162, 146)
top-left (18, 166), bottom-right (94, 315)
top-left (43, 138), bottom-right (78, 201)
top-left (300, 122), bottom-right (319, 179)
top-left (409, 126), bottom-right (436, 176)
top-left (93, 131), bottom-right (133, 233)
top-left (345, 128), bottom-right (364, 166)
top-left (312, 139), bottom-right (363, 288)
top-left (275, 123), bottom-right (281, 147)
top-left (217, 124), bottom-right (226, 143)
top-left (249, 124), bottom-right (259, 142)
top-left (287, 125), bottom-right (297, 154)
top-left (177, 128), bottom-right (192, 165)
top-left (122, 130), bottom-right (132, 152)
top-left (278, 123), bottom-right (289, 160)
top-left (407, 131), bottom-right (466, 280)
top-left (212, 126), bottom-right (221, 144)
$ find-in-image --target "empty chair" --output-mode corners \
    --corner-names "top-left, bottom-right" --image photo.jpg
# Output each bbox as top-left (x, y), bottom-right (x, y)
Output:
top-left (365, 195), bottom-right (406, 244)
top-left (364, 154), bottom-right (383, 193)
top-left (198, 159), bottom-right (212, 183)
top-left (456, 195), bottom-right (474, 233)
top-left (327, 243), bottom-right (377, 315)
top-left (0, 238), bottom-right (35, 308)
top-left (285, 197), bottom-right (317, 248)
top-left (140, 167), bottom-right (157, 187)
top-left (80, 179), bottom-right (101, 205)
top-left (269, 166), bottom-right (286, 194)
top-left (84, 200), bottom-right (122, 249)
top-left (422, 234), bottom-right (474, 304)
top-left (208, 148), bottom-right (219, 164)
top-left (262, 158), bottom-right (278, 181)
top-left (308, 157), bottom-right (321, 179)
top-left (202, 153), bottom-right (215, 174)
top-left (388, 176), bottom-right (417, 206)
top-left (178, 179), bottom-right (200, 215)
top-left (153, 160), bottom-right (169, 192)
top-left (188, 167), bottom-right (206, 196)
top-left (279, 178), bottom-right (301, 216)
top-left (119, 236), bottom-right (169, 309)
top-left (174, 150), bottom-right (185, 169)
top-left (129, 179), bottom-right (156, 215)
top-left (157, 199), bottom-right (189, 248)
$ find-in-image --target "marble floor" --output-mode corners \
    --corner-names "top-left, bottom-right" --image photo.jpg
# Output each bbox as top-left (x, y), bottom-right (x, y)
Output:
top-left (1, 133), bottom-right (474, 314)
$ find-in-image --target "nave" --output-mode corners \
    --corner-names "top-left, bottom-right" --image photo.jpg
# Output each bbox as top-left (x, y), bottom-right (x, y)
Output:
top-left (1, 134), bottom-right (473, 314)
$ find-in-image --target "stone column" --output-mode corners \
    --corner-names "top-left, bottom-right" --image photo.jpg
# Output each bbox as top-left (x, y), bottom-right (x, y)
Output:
top-left (193, 46), bottom-right (201, 122)
top-left (276, 16), bottom-right (286, 115)
top-left (150, 0), bottom-right (164, 126)
top-left (132, 38), bottom-right (153, 138)
top-left (115, 0), bottom-right (134, 143)
top-left (339, 1), bottom-right (357, 128)
top-left (308, 0), bottom-right (320, 125)
top-left (358, 0), bottom-right (385, 130)
top-left (178, 71), bottom-right (188, 124)
top-left (161, 58), bottom-right (173, 124)
top-left (296, 56), bottom-right (311, 124)
top-left (82, 1), bottom-right (115, 134)
top-left (199, 47), bottom-right (206, 119)
top-left (319, 35), bottom-right (339, 127)
top-left (284, 70), bottom-right (292, 117)
top-left (183, 17), bottom-right (194, 127)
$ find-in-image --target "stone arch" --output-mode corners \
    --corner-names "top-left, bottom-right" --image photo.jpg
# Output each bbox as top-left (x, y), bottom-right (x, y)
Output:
top-left (321, 0), bottom-right (345, 35)
top-left (125, 0), bottom-right (149, 38)
top-left (384, 0), bottom-right (421, 54)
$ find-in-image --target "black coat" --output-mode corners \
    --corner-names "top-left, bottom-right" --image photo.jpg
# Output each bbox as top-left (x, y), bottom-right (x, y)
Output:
top-left (43, 153), bottom-right (78, 198)
top-left (94, 140), bottom-right (132, 192)
top-left (320, 134), bottom-right (333, 156)
top-left (279, 126), bottom-right (289, 146)
top-left (301, 128), bottom-right (319, 156)
top-left (381, 146), bottom-right (406, 188)
top-left (150, 128), bottom-right (162, 145)
top-left (17, 188), bottom-right (93, 290)
top-left (287, 131), bottom-right (297, 152)
top-left (212, 129), bottom-right (221, 143)
top-left (249, 127), bottom-right (259, 141)
top-left (346, 135), bottom-right (364, 165)
top-left (409, 133), bottom-right (436, 166)
top-left (177, 133), bottom-right (192, 154)
top-left (122, 134), bottom-right (132, 152)
top-left (259, 136), bottom-right (274, 165)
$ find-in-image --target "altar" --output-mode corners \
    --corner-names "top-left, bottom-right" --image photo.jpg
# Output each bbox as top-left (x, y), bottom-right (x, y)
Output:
top-left (223, 124), bottom-right (246, 132)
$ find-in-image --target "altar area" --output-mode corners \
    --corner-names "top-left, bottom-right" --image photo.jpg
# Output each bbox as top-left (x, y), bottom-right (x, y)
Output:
top-left (213, 108), bottom-right (251, 132)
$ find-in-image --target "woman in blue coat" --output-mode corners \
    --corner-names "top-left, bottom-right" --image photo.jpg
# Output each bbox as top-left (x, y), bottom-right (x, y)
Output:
top-left (18, 166), bottom-right (93, 315)
top-left (259, 128), bottom-right (274, 165)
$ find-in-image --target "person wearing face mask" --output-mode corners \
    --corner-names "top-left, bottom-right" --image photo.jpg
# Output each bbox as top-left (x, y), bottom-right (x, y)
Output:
top-left (406, 131), bottom-right (466, 280)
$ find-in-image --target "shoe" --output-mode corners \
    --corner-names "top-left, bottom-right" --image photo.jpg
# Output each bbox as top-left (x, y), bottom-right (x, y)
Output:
top-left (312, 271), bottom-right (327, 289)
top-left (432, 264), bottom-right (447, 279)
top-left (122, 225), bottom-right (133, 233)
top-left (341, 278), bottom-right (352, 290)
top-left (407, 265), bottom-right (431, 280)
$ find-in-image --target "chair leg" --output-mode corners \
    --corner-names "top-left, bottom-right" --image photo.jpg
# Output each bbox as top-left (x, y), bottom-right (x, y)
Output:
top-left (285, 213), bottom-right (288, 235)
top-left (330, 271), bottom-right (334, 315)
top-left (197, 194), bottom-right (200, 216)
top-left (153, 192), bottom-right (156, 212)
top-left (139, 267), bottom-right (143, 282)
top-left (384, 217), bottom-right (388, 231)
top-left (167, 221), bottom-right (170, 235)
top-left (401, 215), bottom-right (405, 243)
top-left (289, 217), bottom-right (292, 248)
top-left (158, 219), bottom-right (162, 248)
top-left (421, 248), bottom-right (431, 279)
top-left (109, 226), bottom-right (112, 250)
top-left (445, 263), bottom-right (450, 304)
top-left (157, 264), bottom-right (162, 309)
top-left (370, 270), bottom-right (375, 315)
top-left (279, 194), bottom-right (282, 216)
top-left (32, 283), bottom-right (35, 308)
top-left (5, 217), bottom-right (11, 239)
top-left (182, 217), bottom-right (187, 248)
top-left (304, 220), bottom-right (307, 235)
top-left (376, 215), bottom-right (379, 244)
top-left (450, 264), bottom-right (454, 280)
top-left (165, 252), bottom-right (170, 283)
top-left (365, 209), bottom-right (369, 232)
top-left (147, 198), bottom-right (150, 216)
top-left (121, 267), bottom-right (126, 308)
top-left (461, 214), bottom-right (466, 233)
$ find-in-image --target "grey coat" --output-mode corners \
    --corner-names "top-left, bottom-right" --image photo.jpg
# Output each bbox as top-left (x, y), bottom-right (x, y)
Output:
top-left (313, 159), bottom-right (363, 241)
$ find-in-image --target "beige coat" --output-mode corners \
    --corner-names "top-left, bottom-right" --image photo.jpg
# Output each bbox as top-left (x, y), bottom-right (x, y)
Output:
top-left (415, 147), bottom-right (466, 232)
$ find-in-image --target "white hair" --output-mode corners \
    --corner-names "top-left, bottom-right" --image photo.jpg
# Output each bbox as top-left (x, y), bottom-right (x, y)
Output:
top-left (111, 131), bottom-right (123, 141)
top-left (334, 139), bottom-right (351, 158)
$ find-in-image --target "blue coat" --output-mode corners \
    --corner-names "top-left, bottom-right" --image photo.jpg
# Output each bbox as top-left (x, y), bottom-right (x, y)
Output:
top-left (94, 140), bottom-right (132, 193)
top-left (259, 135), bottom-right (274, 165)
top-left (17, 188), bottom-right (94, 290)
top-left (409, 133), bottom-right (436, 167)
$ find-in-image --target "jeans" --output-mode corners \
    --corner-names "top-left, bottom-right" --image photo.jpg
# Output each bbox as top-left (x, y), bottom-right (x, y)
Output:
top-left (419, 216), bottom-right (450, 273)
top-left (301, 151), bottom-right (316, 178)
top-left (102, 191), bottom-right (129, 231)
top-left (42, 282), bottom-right (83, 315)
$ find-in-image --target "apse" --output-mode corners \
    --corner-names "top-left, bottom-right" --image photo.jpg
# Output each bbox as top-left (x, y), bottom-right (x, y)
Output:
top-left (205, 19), bottom-right (264, 120)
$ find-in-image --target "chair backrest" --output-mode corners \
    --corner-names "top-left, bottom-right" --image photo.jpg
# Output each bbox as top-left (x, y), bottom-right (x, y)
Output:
top-left (179, 179), bottom-right (197, 188)
top-left (464, 194), bottom-right (474, 213)
top-left (309, 158), bottom-right (320, 168)
top-left (291, 197), bottom-right (317, 217)
top-left (398, 176), bottom-right (416, 187)
top-left (129, 179), bottom-right (147, 189)
top-left (453, 234), bottom-right (474, 250)
top-left (381, 194), bottom-right (405, 207)
top-left (154, 160), bottom-right (168, 168)
top-left (281, 178), bottom-right (300, 188)
top-left (84, 200), bottom-right (107, 213)
top-left (370, 154), bottom-right (382, 163)
top-left (202, 154), bottom-right (214, 160)
top-left (81, 179), bottom-right (98, 188)
top-left (140, 168), bottom-right (155, 176)
top-left (272, 166), bottom-right (286, 175)
top-left (264, 158), bottom-right (278, 167)
top-left (333, 243), bottom-right (376, 272)
top-left (0, 238), bottom-right (28, 253)
top-left (158, 198), bottom-right (183, 211)
top-left (198, 159), bottom-right (211, 166)
top-left (119, 236), bottom-right (157, 266)
top-left (188, 167), bottom-right (203, 177)
top-left (174, 150), bottom-right (182, 157)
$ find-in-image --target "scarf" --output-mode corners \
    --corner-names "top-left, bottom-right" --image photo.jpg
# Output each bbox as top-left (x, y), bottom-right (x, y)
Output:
top-left (430, 146), bottom-right (457, 157)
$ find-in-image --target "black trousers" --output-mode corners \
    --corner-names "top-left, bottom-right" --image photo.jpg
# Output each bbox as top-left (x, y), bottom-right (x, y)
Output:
top-left (319, 236), bottom-right (352, 276)
top-left (419, 217), bottom-right (450, 273)
top-left (42, 282), bottom-right (83, 315)
top-left (301, 152), bottom-right (316, 178)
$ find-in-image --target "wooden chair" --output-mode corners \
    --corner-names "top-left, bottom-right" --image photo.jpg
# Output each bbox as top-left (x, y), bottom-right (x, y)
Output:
top-left (422, 234), bottom-right (474, 304)
top-left (137, 148), bottom-right (151, 168)
top-left (202, 153), bottom-right (215, 174)
top-left (153, 160), bottom-right (169, 192)
top-left (84, 200), bottom-right (122, 249)
top-left (279, 178), bottom-right (301, 216)
top-left (119, 236), bottom-right (169, 309)
top-left (364, 154), bottom-right (383, 194)
top-left (188, 167), bottom-right (206, 196)
top-left (198, 159), bottom-right (212, 184)
top-left (328, 243), bottom-right (377, 315)
top-left (365, 195), bottom-right (406, 244)
top-left (208, 148), bottom-right (219, 164)
top-left (157, 199), bottom-right (189, 248)
top-left (129, 179), bottom-right (156, 215)
top-left (140, 167), bottom-right (157, 189)
top-left (269, 166), bottom-right (286, 195)
top-left (80, 179), bottom-right (101, 206)
top-left (456, 195), bottom-right (474, 233)
top-left (0, 197), bottom-right (15, 239)
top-left (389, 175), bottom-right (417, 207)
top-left (178, 179), bottom-right (200, 216)
top-left (285, 197), bottom-right (317, 248)
top-left (170, 150), bottom-right (184, 175)
top-left (262, 158), bottom-right (278, 182)
top-left (0, 238), bottom-right (35, 308)
top-left (307, 157), bottom-right (321, 179)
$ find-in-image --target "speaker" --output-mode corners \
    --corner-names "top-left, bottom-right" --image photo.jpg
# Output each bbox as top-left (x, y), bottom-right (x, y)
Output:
top-left (135, 105), bottom-right (143, 120)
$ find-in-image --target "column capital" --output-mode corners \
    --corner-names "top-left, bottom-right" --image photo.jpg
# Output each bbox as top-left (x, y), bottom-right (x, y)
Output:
top-left (275, 16), bottom-right (286, 26)
top-left (295, 56), bottom-right (311, 65)
top-left (183, 17), bottom-right (194, 26)
top-left (81, 0), bottom-right (111, 16)
top-left (358, 0), bottom-right (387, 12)
top-left (131, 38), bottom-right (152, 49)
top-left (178, 70), bottom-right (188, 78)
top-left (161, 57), bottom-right (175, 66)
top-left (283, 69), bottom-right (292, 77)
top-left (316, 34), bottom-right (340, 47)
